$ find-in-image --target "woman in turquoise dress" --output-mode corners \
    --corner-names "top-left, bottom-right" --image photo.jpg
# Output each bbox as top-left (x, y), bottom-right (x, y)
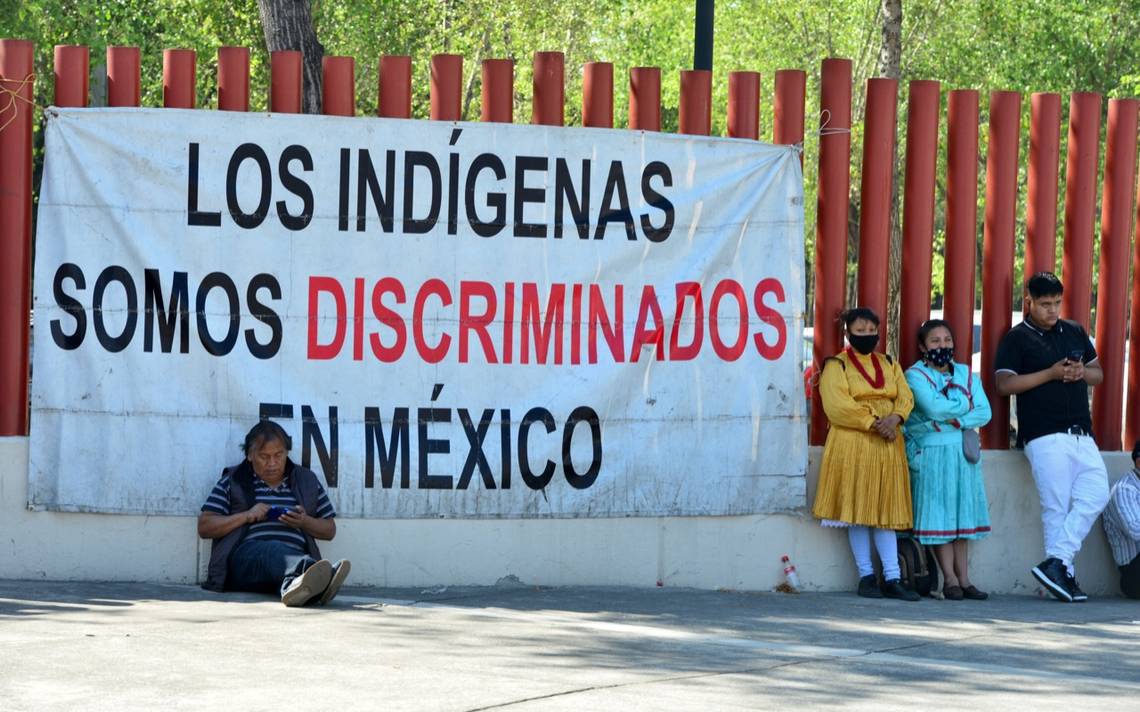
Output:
top-left (904, 319), bottom-right (992, 600)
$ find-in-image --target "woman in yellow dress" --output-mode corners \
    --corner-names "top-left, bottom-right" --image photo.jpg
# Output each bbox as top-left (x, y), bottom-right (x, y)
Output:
top-left (812, 308), bottom-right (918, 600)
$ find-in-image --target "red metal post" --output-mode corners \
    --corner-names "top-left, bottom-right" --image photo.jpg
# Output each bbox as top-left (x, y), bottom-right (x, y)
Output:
top-left (379, 55), bottom-right (412, 119)
top-left (856, 78), bottom-right (898, 349)
top-left (629, 67), bottom-right (661, 131)
top-left (0, 39), bottom-right (34, 435)
top-left (810, 58), bottom-right (853, 446)
top-left (53, 45), bottom-right (89, 107)
top-left (481, 59), bottom-right (513, 123)
top-left (727, 71), bottom-right (760, 139)
top-left (678, 69), bottom-right (711, 135)
top-left (322, 56), bottom-right (355, 117)
top-left (1061, 92), bottom-right (1102, 329)
top-left (1092, 99), bottom-right (1139, 450)
top-left (1025, 93), bottom-right (1062, 278)
top-left (773, 69), bottom-right (806, 154)
top-left (270, 50), bottom-right (302, 114)
top-left (898, 80), bottom-right (941, 369)
top-left (980, 91), bottom-right (1022, 450)
top-left (162, 49), bottom-right (196, 109)
top-left (1127, 174), bottom-right (1140, 448)
top-left (106, 46), bottom-right (141, 107)
top-left (582, 61), bottom-right (613, 128)
top-left (943, 90), bottom-right (980, 364)
top-left (533, 51), bottom-right (564, 126)
top-left (430, 54), bottom-right (463, 121)
top-left (217, 46), bottom-right (250, 112)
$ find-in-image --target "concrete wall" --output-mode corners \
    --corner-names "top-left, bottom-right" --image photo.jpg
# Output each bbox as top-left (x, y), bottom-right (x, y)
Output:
top-left (0, 436), bottom-right (1130, 595)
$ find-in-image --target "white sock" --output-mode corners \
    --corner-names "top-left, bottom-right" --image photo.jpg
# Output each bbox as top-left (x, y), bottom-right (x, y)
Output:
top-left (847, 526), bottom-right (873, 577)
top-left (874, 528), bottom-right (900, 580)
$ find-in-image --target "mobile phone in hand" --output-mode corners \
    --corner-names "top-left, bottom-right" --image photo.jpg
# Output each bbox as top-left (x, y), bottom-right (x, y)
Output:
top-left (1067, 349), bottom-right (1083, 363)
top-left (266, 506), bottom-right (290, 521)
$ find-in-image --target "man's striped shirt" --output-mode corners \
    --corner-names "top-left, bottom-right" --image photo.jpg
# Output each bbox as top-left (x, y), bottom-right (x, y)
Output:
top-left (201, 472), bottom-right (336, 552)
top-left (1104, 469), bottom-right (1140, 567)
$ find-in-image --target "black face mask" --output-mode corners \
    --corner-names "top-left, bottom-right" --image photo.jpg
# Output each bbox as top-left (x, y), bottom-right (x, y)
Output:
top-left (923, 346), bottom-right (954, 367)
top-left (848, 333), bottom-right (879, 355)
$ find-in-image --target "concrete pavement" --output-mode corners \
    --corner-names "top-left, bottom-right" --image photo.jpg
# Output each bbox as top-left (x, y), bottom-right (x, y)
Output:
top-left (1, 578), bottom-right (1137, 710)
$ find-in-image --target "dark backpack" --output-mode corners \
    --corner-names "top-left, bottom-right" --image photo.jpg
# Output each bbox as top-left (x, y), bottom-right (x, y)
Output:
top-left (895, 534), bottom-right (939, 597)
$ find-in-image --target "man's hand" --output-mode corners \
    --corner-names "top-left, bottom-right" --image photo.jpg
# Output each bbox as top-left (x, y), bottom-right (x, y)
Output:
top-left (245, 502), bottom-right (270, 523)
top-left (1061, 359), bottom-right (1085, 383)
top-left (279, 504), bottom-right (307, 529)
top-left (1048, 357), bottom-right (1070, 382)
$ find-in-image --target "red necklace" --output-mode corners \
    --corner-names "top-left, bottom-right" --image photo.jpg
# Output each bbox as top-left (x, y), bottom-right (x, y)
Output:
top-left (846, 347), bottom-right (885, 388)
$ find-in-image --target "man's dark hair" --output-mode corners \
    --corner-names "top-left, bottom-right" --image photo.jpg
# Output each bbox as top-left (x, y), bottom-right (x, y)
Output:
top-left (917, 318), bottom-right (953, 346)
top-left (1132, 439), bottom-right (1140, 463)
top-left (242, 420), bottom-right (293, 455)
top-left (841, 307), bottom-right (880, 329)
top-left (1026, 272), bottom-right (1064, 299)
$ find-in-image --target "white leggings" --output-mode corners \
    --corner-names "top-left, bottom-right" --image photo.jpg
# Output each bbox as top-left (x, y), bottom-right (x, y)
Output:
top-left (848, 525), bottom-right (901, 580)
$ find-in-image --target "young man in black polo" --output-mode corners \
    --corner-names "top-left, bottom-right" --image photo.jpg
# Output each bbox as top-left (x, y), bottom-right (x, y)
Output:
top-left (994, 272), bottom-right (1110, 602)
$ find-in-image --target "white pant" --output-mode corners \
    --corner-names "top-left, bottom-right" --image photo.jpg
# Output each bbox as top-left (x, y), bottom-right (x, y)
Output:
top-left (1024, 433), bottom-right (1110, 572)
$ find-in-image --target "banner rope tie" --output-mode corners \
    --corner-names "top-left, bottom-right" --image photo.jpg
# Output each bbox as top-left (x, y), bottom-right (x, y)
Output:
top-left (817, 109), bottom-right (851, 137)
top-left (0, 74), bottom-right (37, 134)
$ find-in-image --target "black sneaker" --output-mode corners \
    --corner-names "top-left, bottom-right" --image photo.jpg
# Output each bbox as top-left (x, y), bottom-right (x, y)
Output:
top-left (857, 574), bottom-right (883, 598)
top-left (1065, 573), bottom-right (1088, 603)
top-left (881, 579), bottom-right (921, 601)
top-left (1031, 557), bottom-right (1073, 602)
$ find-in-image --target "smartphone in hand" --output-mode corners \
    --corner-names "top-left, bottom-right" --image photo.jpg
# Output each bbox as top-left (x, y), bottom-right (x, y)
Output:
top-left (1066, 348), bottom-right (1083, 364)
top-left (266, 505), bottom-right (291, 521)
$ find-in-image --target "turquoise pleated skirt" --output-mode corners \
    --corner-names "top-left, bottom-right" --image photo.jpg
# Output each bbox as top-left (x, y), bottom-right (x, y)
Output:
top-left (908, 440), bottom-right (991, 545)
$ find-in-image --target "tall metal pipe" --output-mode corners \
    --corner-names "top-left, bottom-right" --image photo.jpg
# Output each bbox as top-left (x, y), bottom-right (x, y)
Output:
top-left (980, 91), bottom-right (1022, 450)
top-left (898, 80), bottom-right (940, 369)
top-left (856, 78), bottom-right (898, 349)
top-left (1091, 99), bottom-right (1139, 450)
top-left (943, 90), bottom-right (979, 365)
top-left (0, 39), bottom-right (34, 435)
top-left (810, 58), bottom-right (852, 446)
top-left (1061, 92), bottom-right (1102, 329)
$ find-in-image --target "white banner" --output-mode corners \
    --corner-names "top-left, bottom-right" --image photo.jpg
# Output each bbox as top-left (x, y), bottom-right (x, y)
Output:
top-left (30, 107), bottom-right (806, 518)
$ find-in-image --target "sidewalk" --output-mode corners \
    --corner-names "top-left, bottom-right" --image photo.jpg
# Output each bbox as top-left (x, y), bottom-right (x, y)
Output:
top-left (1, 578), bottom-right (1137, 710)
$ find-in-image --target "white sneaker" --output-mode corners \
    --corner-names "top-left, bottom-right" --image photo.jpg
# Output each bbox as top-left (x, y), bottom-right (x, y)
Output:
top-left (319, 559), bottom-right (352, 605)
top-left (281, 559), bottom-right (333, 607)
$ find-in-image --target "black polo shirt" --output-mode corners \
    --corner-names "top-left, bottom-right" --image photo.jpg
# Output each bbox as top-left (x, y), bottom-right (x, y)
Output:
top-left (994, 317), bottom-right (1097, 447)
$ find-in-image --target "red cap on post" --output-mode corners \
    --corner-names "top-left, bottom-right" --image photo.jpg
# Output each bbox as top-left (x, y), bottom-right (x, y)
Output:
top-left (481, 59), bottom-right (513, 123)
top-left (379, 55), bottom-right (412, 119)
top-left (217, 46), bottom-right (250, 112)
top-left (727, 71), bottom-right (760, 139)
top-left (679, 69), bottom-right (711, 135)
top-left (582, 62), bottom-right (613, 128)
top-left (107, 46), bottom-right (141, 107)
top-left (53, 45), bottom-right (89, 107)
top-left (162, 49), bottom-right (197, 109)
top-left (322, 56), bottom-right (356, 117)
top-left (430, 54), bottom-right (463, 121)
top-left (629, 67), bottom-right (661, 131)
top-left (532, 51), bottom-right (564, 126)
top-left (270, 51), bottom-right (302, 114)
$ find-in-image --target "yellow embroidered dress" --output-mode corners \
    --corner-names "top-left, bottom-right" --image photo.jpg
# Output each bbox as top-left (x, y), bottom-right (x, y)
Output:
top-left (812, 349), bottom-right (915, 529)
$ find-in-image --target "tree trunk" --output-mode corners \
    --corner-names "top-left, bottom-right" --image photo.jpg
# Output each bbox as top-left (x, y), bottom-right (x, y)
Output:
top-left (879, 0), bottom-right (903, 356)
top-left (257, 0), bottom-right (324, 114)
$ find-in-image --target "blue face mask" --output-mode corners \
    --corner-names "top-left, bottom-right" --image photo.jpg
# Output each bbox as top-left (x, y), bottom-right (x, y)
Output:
top-left (923, 346), bottom-right (954, 367)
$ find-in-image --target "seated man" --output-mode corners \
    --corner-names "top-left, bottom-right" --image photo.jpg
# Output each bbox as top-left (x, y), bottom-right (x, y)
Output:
top-left (199, 420), bottom-right (350, 606)
top-left (1103, 441), bottom-right (1140, 599)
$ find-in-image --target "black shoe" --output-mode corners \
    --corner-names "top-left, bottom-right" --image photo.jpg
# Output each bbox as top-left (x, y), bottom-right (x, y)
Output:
top-left (857, 574), bottom-right (883, 598)
top-left (881, 579), bottom-right (921, 601)
top-left (1031, 557), bottom-right (1073, 602)
top-left (1065, 573), bottom-right (1088, 603)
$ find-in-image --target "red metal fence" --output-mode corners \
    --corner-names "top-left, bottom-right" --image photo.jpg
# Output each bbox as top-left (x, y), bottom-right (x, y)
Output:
top-left (2, 39), bottom-right (1139, 452)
